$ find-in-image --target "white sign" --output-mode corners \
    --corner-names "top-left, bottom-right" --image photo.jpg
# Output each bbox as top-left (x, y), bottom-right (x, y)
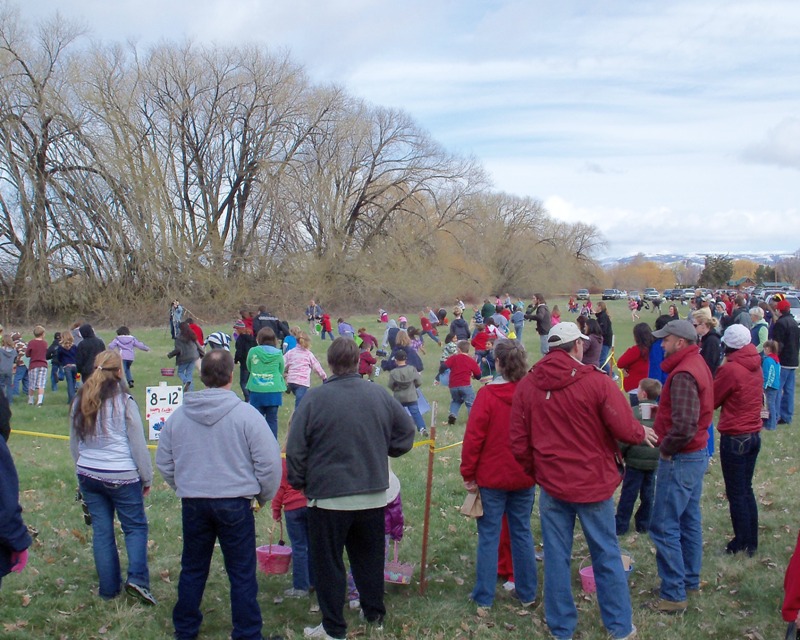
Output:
top-left (146, 382), bottom-right (183, 440)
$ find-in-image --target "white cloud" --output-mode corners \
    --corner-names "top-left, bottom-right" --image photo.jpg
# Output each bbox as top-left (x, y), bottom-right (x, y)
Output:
top-left (742, 117), bottom-right (800, 170)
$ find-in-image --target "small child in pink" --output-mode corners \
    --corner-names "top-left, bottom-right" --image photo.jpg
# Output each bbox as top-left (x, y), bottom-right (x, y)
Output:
top-left (283, 332), bottom-right (327, 409)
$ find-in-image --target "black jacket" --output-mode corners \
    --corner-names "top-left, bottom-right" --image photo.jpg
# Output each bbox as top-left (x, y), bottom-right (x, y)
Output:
top-left (75, 325), bottom-right (106, 381)
top-left (773, 312), bottom-right (800, 368)
top-left (595, 310), bottom-right (613, 346)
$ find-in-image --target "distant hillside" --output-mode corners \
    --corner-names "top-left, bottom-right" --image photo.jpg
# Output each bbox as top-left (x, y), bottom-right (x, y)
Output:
top-left (599, 252), bottom-right (795, 268)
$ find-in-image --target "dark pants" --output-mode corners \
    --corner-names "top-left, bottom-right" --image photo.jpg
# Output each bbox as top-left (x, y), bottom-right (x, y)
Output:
top-left (308, 507), bottom-right (385, 639)
top-left (615, 468), bottom-right (655, 535)
top-left (720, 432), bottom-right (761, 555)
top-left (173, 498), bottom-right (262, 640)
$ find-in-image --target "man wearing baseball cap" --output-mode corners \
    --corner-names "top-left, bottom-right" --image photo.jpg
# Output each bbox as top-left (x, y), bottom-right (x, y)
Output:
top-left (510, 322), bottom-right (656, 640)
top-left (772, 297), bottom-right (799, 425)
top-left (647, 319), bottom-right (714, 613)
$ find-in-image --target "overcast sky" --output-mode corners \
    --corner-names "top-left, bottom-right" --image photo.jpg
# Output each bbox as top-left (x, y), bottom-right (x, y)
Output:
top-left (19, 1), bottom-right (800, 259)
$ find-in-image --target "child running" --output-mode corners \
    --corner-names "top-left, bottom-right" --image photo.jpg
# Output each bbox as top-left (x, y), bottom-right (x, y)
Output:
top-left (283, 331), bottom-right (327, 409)
top-left (388, 349), bottom-right (428, 438)
top-left (108, 326), bottom-right (150, 389)
top-left (443, 340), bottom-right (482, 425)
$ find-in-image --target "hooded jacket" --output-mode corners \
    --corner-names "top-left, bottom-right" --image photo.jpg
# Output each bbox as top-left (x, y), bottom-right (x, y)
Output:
top-left (167, 335), bottom-right (202, 366)
top-left (108, 334), bottom-right (150, 361)
top-left (388, 364), bottom-right (422, 404)
top-left (714, 343), bottom-right (764, 435)
top-left (245, 345), bottom-right (286, 394)
top-left (509, 349), bottom-right (646, 503)
top-left (460, 379), bottom-right (534, 491)
top-left (774, 311), bottom-right (800, 368)
top-left (74, 325), bottom-right (106, 381)
top-left (156, 388), bottom-right (281, 505)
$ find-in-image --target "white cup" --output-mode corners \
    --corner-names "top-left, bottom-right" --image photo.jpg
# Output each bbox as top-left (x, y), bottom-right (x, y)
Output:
top-left (640, 403), bottom-right (653, 420)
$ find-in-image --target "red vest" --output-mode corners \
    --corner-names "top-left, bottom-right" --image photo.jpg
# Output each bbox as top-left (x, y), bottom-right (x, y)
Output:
top-left (654, 344), bottom-right (714, 453)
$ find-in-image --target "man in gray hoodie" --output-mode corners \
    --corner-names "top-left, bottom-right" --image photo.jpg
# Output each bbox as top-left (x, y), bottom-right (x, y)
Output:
top-left (156, 350), bottom-right (282, 640)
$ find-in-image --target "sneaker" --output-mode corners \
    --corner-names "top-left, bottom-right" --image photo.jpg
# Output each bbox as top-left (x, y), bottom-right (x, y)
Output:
top-left (284, 587), bottom-right (309, 598)
top-left (125, 582), bottom-right (157, 606)
top-left (614, 625), bottom-right (637, 640)
top-left (447, 414), bottom-right (456, 425)
top-left (358, 610), bottom-right (384, 630)
top-left (502, 581), bottom-right (516, 592)
top-left (303, 623), bottom-right (342, 639)
top-left (129, 380), bottom-right (134, 389)
top-left (419, 428), bottom-right (429, 438)
top-left (652, 598), bottom-right (687, 613)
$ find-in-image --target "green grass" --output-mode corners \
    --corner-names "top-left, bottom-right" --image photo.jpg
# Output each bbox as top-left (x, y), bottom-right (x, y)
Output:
top-left (1, 302), bottom-right (797, 638)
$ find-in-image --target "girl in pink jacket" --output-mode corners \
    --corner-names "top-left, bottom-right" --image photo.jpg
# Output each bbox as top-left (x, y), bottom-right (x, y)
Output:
top-left (283, 332), bottom-right (327, 409)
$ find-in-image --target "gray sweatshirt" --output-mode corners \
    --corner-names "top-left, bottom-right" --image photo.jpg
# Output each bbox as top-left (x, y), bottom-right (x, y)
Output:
top-left (388, 364), bottom-right (422, 404)
top-left (156, 388), bottom-right (281, 506)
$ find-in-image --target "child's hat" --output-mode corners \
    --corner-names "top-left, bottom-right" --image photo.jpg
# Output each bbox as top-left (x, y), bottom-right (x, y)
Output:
top-left (398, 316), bottom-right (407, 323)
top-left (233, 320), bottom-right (246, 330)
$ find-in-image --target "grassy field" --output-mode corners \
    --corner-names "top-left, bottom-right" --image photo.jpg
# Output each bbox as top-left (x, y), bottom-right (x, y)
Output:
top-left (1, 300), bottom-right (797, 639)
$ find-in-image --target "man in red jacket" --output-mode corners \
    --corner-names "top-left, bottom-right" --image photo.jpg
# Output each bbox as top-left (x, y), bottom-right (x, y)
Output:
top-left (510, 322), bottom-right (655, 640)
top-left (647, 319), bottom-right (714, 613)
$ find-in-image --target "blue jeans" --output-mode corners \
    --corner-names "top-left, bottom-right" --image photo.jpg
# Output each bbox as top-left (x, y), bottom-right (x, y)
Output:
top-left (11, 364), bottom-right (28, 399)
top-left (539, 489), bottom-right (633, 639)
top-left (449, 385), bottom-right (475, 418)
top-left (0, 373), bottom-right (12, 401)
top-left (472, 486), bottom-right (537, 607)
top-left (403, 401), bottom-right (426, 432)
top-left (174, 498), bottom-right (261, 640)
top-left (648, 450), bottom-right (708, 602)
top-left (252, 404), bottom-right (279, 440)
top-left (615, 467), bottom-right (655, 535)
top-left (514, 323), bottom-right (524, 342)
top-left (599, 344), bottom-right (611, 374)
top-left (422, 330), bottom-right (440, 345)
top-left (720, 433), bottom-right (760, 554)
top-left (764, 387), bottom-right (779, 430)
top-left (177, 362), bottom-right (194, 391)
top-left (320, 331), bottom-right (335, 341)
top-left (707, 422), bottom-right (715, 457)
top-left (285, 507), bottom-right (314, 591)
top-left (50, 364), bottom-right (62, 391)
top-left (539, 334), bottom-right (549, 356)
top-left (78, 476), bottom-right (149, 599)
top-left (779, 367), bottom-right (795, 423)
top-left (122, 359), bottom-right (133, 385)
top-left (63, 365), bottom-right (78, 404)
top-left (287, 383), bottom-right (308, 410)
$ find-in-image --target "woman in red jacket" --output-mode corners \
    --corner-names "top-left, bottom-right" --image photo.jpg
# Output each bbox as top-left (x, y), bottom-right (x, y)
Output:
top-left (616, 323), bottom-right (654, 405)
top-left (460, 340), bottom-right (537, 609)
top-left (714, 324), bottom-right (764, 557)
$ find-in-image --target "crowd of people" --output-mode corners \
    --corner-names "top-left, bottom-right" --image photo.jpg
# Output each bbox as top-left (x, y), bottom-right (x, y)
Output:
top-left (2, 288), bottom-right (800, 640)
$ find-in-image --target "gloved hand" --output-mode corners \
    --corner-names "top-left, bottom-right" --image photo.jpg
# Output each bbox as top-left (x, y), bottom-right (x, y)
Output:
top-left (10, 549), bottom-right (28, 573)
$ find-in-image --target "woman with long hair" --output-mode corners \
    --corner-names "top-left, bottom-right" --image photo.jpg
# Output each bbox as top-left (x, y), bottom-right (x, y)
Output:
top-left (577, 317), bottom-right (603, 367)
top-left (616, 323), bottom-right (654, 404)
top-left (58, 331), bottom-right (79, 404)
top-left (69, 350), bottom-right (155, 605)
top-left (460, 340), bottom-right (537, 609)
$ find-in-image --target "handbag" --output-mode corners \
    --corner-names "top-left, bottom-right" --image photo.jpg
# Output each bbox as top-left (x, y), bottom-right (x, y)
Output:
top-left (760, 392), bottom-right (770, 420)
top-left (460, 491), bottom-right (483, 518)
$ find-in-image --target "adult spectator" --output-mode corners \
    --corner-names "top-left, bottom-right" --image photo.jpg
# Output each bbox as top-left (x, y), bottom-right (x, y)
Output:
top-left (0, 390), bottom-right (31, 589)
top-left (170, 300), bottom-right (184, 340)
top-left (306, 300), bottom-right (324, 328)
top-left (647, 319), bottom-right (714, 613)
top-left (532, 293), bottom-right (552, 355)
top-left (252, 306), bottom-right (289, 342)
top-left (74, 324), bottom-right (106, 382)
top-left (595, 301), bottom-right (614, 374)
top-left (509, 322), bottom-right (655, 640)
top-left (714, 324), bottom-right (763, 557)
top-left (693, 314), bottom-right (722, 377)
top-left (287, 338), bottom-right (415, 640)
top-left (70, 350), bottom-right (154, 604)
top-left (648, 315), bottom-right (676, 384)
top-left (731, 295), bottom-right (753, 329)
top-left (749, 307), bottom-right (769, 354)
top-left (460, 340), bottom-right (537, 610)
top-left (772, 297), bottom-right (800, 425)
top-left (576, 316), bottom-right (603, 367)
top-left (156, 350), bottom-right (282, 640)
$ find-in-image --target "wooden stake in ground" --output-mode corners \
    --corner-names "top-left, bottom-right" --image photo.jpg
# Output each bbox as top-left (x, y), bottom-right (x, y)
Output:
top-left (419, 401), bottom-right (436, 595)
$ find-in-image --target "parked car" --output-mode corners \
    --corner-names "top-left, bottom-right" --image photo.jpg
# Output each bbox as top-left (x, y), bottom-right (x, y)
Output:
top-left (628, 290), bottom-right (641, 300)
top-left (643, 288), bottom-right (659, 300)
top-left (681, 288), bottom-right (695, 301)
top-left (602, 289), bottom-right (621, 300)
top-left (576, 289), bottom-right (590, 300)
